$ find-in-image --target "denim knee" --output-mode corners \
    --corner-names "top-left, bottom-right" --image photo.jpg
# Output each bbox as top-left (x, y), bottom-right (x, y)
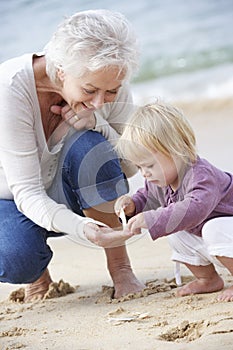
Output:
top-left (0, 245), bottom-right (53, 284)
top-left (0, 200), bottom-right (53, 284)
top-left (62, 130), bottom-right (129, 211)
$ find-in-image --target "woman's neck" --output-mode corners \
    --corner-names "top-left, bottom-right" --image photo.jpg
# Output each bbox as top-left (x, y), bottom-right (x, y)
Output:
top-left (33, 55), bottom-right (60, 94)
top-left (33, 55), bottom-right (66, 142)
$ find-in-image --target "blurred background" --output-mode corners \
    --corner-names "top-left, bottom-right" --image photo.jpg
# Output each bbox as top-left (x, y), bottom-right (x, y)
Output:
top-left (1, 0), bottom-right (233, 101)
top-left (1, 0), bottom-right (233, 300)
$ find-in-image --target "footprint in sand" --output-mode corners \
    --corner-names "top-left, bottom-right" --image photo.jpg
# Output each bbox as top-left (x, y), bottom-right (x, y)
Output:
top-left (158, 317), bottom-right (233, 343)
top-left (95, 278), bottom-right (178, 304)
top-left (158, 319), bottom-right (210, 342)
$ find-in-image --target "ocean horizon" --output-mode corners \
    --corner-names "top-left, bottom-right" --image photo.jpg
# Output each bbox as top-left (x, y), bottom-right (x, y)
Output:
top-left (1, 0), bottom-right (233, 100)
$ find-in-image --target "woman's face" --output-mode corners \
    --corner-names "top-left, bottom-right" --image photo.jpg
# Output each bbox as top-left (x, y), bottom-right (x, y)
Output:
top-left (58, 66), bottom-right (125, 114)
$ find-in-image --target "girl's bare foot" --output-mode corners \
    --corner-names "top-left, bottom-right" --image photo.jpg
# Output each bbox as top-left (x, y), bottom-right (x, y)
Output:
top-left (177, 274), bottom-right (224, 297)
top-left (217, 285), bottom-right (233, 302)
top-left (24, 268), bottom-right (52, 302)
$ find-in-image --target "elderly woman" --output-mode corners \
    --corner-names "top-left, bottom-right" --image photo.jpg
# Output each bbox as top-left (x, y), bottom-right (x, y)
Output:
top-left (0, 9), bottom-right (145, 301)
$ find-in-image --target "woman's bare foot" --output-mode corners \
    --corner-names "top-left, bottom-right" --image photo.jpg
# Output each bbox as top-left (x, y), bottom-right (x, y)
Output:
top-left (105, 245), bottom-right (145, 299)
top-left (217, 285), bottom-right (233, 302)
top-left (177, 274), bottom-right (224, 297)
top-left (24, 268), bottom-right (52, 302)
top-left (112, 267), bottom-right (145, 299)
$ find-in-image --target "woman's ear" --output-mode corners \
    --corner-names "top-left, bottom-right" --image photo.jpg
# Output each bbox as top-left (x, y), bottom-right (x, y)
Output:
top-left (56, 67), bottom-right (65, 82)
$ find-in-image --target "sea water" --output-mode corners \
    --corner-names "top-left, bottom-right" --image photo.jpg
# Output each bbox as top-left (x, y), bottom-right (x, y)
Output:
top-left (1, 0), bottom-right (233, 100)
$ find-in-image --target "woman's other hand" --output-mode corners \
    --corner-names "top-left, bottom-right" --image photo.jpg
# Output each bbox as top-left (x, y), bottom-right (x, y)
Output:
top-left (50, 103), bottom-right (96, 130)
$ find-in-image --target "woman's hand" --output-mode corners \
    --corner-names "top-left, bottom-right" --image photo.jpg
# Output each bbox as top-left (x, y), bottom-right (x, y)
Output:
top-left (114, 195), bottom-right (136, 217)
top-left (127, 213), bottom-right (147, 235)
top-left (83, 222), bottom-right (134, 248)
top-left (50, 103), bottom-right (96, 130)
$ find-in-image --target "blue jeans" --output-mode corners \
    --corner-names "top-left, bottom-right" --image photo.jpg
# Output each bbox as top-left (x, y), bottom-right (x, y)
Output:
top-left (0, 130), bottom-right (128, 284)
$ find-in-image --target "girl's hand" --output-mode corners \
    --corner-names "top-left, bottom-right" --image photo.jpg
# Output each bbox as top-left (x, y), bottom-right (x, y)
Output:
top-left (114, 195), bottom-right (136, 217)
top-left (83, 223), bottom-right (133, 248)
top-left (127, 213), bottom-right (147, 235)
top-left (50, 103), bottom-right (96, 130)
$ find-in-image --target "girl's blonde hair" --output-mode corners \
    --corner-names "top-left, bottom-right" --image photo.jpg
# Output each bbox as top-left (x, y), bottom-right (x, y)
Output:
top-left (116, 100), bottom-right (197, 164)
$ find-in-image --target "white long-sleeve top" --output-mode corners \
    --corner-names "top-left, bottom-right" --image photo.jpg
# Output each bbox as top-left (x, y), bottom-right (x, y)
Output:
top-left (0, 53), bottom-right (137, 241)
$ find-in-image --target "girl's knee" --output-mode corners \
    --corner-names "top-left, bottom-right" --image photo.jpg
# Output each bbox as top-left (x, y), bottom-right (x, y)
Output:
top-left (202, 219), bottom-right (218, 240)
top-left (202, 217), bottom-right (233, 245)
top-left (202, 217), bottom-right (233, 259)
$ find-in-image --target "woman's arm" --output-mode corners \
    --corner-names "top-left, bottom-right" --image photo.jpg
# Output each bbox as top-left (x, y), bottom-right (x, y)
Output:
top-left (0, 67), bottom-right (101, 242)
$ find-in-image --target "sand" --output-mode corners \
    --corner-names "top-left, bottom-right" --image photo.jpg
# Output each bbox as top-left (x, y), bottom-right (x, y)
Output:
top-left (1, 97), bottom-right (233, 350)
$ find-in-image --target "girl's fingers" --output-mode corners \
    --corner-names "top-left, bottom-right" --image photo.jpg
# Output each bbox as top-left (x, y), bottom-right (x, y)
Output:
top-left (119, 208), bottom-right (127, 229)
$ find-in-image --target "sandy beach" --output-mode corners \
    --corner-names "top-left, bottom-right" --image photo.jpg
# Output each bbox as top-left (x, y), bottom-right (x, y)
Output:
top-left (1, 96), bottom-right (233, 350)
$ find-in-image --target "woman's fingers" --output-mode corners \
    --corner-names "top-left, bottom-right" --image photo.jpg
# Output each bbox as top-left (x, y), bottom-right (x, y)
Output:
top-left (50, 103), bottom-right (96, 129)
top-left (84, 223), bottom-right (133, 248)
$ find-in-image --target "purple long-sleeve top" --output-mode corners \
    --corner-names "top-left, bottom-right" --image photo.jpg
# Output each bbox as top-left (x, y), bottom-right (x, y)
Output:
top-left (132, 157), bottom-right (233, 240)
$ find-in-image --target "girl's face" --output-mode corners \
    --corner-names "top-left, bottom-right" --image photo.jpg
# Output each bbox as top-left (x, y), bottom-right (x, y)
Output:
top-left (58, 66), bottom-right (125, 114)
top-left (134, 150), bottom-right (183, 191)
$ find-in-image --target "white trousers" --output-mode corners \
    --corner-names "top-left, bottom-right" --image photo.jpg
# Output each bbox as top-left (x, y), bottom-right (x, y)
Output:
top-left (168, 217), bottom-right (233, 267)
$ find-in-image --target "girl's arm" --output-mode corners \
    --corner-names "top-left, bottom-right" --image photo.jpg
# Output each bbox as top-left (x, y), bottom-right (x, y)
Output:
top-left (144, 168), bottom-right (222, 240)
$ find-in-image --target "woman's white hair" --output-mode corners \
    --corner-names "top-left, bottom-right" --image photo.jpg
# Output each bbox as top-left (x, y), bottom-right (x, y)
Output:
top-left (44, 9), bottom-right (139, 84)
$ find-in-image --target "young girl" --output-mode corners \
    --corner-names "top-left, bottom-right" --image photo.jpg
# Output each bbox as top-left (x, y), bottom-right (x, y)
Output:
top-left (114, 101), bottom-right (233, 302)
